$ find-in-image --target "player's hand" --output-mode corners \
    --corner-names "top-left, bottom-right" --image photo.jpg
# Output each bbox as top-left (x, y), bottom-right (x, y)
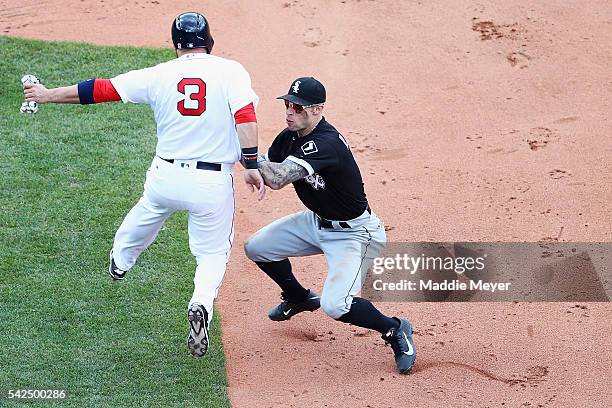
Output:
top-left (244, 168), bottom-right (266, 201)
top-left (23, 83), bottom-right (51, 104)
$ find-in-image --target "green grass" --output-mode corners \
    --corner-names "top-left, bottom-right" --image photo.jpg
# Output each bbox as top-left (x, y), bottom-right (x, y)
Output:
top-left (0, 37), bottom-right (230, 407)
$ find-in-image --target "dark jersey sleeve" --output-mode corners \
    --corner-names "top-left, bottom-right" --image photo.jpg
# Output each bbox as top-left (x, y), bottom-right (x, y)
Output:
top-left (288, 139), bottom-right (339, 175)
top-left (267, 132), bottom-right (287, 163)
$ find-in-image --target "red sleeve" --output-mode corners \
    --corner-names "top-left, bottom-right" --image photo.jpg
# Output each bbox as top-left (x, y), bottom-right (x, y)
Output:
top-left (93, 79), bottom-right (121, 103)
top-left (234, 103), bottom-right (257, 124)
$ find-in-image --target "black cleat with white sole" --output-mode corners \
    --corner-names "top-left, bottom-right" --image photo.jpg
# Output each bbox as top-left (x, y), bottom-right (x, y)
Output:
top-left (187, 303), bottom-right (210, 358)
top-left (268, 290), bottom-right (320, 321)
top-left (382, 317), bottom-right (417, 374)
top-left (108, 251), bottom-right (127, 280)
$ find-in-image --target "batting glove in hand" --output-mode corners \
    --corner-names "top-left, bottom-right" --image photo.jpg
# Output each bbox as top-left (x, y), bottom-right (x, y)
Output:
top-left (20, 74), bottom-right (40, 114)
top-left (20, 101), bottom-right (39, 114)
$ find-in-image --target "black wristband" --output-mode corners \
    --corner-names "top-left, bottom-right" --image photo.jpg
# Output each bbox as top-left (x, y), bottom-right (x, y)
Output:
top-left (242, 147), bottom-right (258, 169)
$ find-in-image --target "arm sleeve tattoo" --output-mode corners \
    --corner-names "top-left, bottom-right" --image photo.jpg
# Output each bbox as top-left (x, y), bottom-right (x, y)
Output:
top-left (258, 157), bottom-right (308, 190)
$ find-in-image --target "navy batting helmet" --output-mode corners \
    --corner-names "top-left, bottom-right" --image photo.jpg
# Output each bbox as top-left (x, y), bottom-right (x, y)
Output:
top-left (172, 12), bottom-right (214, 52)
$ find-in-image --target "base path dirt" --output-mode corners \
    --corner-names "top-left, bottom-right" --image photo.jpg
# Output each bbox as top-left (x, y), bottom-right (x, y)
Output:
top-left (4, 1), bottom-right (611, 406)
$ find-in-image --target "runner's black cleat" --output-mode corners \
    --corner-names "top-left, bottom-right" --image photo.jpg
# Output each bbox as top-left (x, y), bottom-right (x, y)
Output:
top-left (108, 250), bottom-right (127, 280)
top-left (187, 303), bottom-right (210, 358)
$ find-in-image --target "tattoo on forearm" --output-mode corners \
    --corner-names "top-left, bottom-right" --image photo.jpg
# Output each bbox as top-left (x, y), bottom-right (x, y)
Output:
top-left (258, 158), bottom-right (308, 189)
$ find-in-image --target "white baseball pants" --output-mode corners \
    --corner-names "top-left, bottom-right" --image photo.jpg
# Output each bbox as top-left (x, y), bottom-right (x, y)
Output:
top-left (111, 156), bottom-right (235, 323)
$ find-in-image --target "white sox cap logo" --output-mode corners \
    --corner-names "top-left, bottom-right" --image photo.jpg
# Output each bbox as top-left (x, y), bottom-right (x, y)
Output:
top-left (301, 141), bottom-right (318, 155)
top-left (292, 80), bottom-right (301, 94)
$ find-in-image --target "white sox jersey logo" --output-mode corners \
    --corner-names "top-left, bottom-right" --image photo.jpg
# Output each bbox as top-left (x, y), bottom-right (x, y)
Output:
top-left (292, 80), bottom-right (301, 93)
top-left (301, 141), bottom-right (318, 155)
top-left (305, 173), bottom-right (325, 190)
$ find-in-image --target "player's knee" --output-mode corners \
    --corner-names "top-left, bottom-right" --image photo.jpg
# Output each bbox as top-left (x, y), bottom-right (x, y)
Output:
top-left (243, 235), bottom-right (262, 261)
top-left (320, 295), bottom-right (347, 320)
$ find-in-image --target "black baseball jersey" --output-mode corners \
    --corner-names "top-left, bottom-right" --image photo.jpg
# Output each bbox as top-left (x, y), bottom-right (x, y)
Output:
top-left (267, 117), bottom-right (368, 221)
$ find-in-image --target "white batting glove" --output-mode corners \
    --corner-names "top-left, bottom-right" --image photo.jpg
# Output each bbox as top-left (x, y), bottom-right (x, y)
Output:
top-left (20, 101), bottom-right (39, 114)
top-left (21, 74), bottom-right (40, 85)
top-left (20, 74), bottom-right (41, 114)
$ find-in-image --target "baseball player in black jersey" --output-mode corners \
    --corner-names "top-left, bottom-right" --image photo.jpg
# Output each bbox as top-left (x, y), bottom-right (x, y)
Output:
top-left (244, 77), bottom-right (416, 374)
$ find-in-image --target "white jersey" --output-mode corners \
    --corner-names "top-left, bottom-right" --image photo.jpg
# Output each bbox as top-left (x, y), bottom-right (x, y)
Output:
top-left (111, 53), bottom-right (258, 163)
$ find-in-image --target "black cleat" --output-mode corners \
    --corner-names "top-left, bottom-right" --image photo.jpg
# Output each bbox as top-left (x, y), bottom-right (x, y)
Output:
top-left (268, 290), bottom-right (320, 321)
top-left (108, 251), bottom-right (127, 280)
top-left (187, 303), bottom-right (210, 358)
top-left (382, 318), bottom-right (417, 374)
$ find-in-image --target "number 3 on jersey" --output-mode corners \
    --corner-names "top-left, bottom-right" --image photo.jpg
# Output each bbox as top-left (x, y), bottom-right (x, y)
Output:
top-left (177, 78), bottom-right (206, 116)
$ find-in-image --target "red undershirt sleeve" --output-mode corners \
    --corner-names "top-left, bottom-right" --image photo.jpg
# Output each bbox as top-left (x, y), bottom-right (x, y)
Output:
top-left (78, 78), bottom-right (122, 104)
top-left (93, 79), bottom-right (121, 103)
top-left (234, 102), bottom-right (257, 124)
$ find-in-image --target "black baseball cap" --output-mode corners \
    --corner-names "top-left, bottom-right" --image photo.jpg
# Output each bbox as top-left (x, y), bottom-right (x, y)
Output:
top-left (276, 77), bottom-right (326, 106)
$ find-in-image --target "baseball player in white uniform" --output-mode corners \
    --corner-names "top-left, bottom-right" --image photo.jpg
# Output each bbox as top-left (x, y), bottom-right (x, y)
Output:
top-left (22, 12), bottom-right (264, 358)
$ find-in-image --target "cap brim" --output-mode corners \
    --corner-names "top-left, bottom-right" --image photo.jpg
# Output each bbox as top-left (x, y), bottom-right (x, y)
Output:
top-left (276, 94), bottom-right (313, 106)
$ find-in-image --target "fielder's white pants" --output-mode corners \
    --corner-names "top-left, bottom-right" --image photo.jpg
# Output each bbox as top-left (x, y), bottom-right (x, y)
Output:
top-left (112, 156), bottom-right (235, 324)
